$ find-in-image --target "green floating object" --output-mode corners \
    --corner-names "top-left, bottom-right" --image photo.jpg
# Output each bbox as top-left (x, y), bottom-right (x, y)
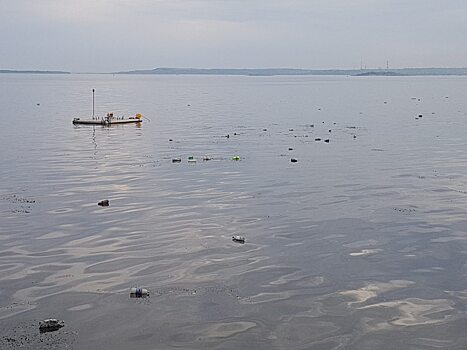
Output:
top-left (188, 156), bottom-right (194, 160)
top-left (232, 156), bottom-right (241, 161)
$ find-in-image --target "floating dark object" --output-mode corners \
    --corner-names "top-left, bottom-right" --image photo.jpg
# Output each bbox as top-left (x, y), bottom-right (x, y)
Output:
top-left (225, 134), bottom-right (230, 138)
top-left (36, 103), bottom-right (40, 106)
top-left (291, 158), bottom-right (298, 163)
top-left (310, 124), bottom-right (314, 127)
top-left (328, 129), bottom-right (332, 132)
top-left (130, 287), bottom-right (149, 298)
top-left (384, 101), bottom-right (387, 104)
top-left (232, 236), bottom-right (245, 243)
top-left (289, 128), bottom-right (294, 131)
top-left (98, 200), bottom-right (109, 207)
top-left (172, 158), bottom-right (181, 163)
top-left (263, 129), bottom-right (267, 131)
top-left (203, 156), bottom-right (211, 161)
top-left (418, 114), bottom-right (423, 118)
top-left (415, 117), bottom-right (419, 120)
top-left (324, 139), bottom-right (330, 143)
top-left (288, 148), bottom-right (293, 151)
top-left (187, 104), bottom-right (191, 106)
top-left (232, 156), bottom-right (241, 161)
top-left (353, 135), bottom-right (357, 139)
top-left (234, 132), bottom-right (238, 135)
top-left (39, 319), bottom-right (64, 333)
top-left (315, 138), bottom-right (321, 141)
top-left (169, 139), bottom-right (173, 141)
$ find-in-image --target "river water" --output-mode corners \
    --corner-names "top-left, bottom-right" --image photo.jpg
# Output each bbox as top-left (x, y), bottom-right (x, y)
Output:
top-left (0, 74), bottom-right (467, 349)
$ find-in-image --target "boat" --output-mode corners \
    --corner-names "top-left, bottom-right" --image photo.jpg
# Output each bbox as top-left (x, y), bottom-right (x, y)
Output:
top-left (72, 112), bottom-right (143, 125)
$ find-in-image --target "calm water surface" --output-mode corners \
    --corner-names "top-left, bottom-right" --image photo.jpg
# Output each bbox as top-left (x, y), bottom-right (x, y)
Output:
top-left (0, 74), bottom-right (467, 349)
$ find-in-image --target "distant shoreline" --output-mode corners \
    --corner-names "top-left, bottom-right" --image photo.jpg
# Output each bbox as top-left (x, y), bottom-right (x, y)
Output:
top-left (0, 70), bottom-right (70, 74)
top-left (2, 67), bottom-right (467, 76)
top-left (114, 67), bottom-right (467, 76)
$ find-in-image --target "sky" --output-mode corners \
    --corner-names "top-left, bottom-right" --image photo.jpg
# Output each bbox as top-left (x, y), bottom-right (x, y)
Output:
top-left (1, 0), bottom-right (466, 72)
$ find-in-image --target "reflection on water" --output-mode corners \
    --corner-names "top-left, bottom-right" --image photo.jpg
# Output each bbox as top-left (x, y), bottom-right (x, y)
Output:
top-left (0, 74), bottom-right (467, 349)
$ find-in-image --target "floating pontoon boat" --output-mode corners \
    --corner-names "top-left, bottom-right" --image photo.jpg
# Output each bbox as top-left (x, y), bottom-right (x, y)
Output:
top-left (72, 112), bottom-right (143, 125)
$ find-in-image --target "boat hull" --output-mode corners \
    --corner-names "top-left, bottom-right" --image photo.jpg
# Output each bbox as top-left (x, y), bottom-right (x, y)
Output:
top-left (72, 118), bottom-right (142, 125)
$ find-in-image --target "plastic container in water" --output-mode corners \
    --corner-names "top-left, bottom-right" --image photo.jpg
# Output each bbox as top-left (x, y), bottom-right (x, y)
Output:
top-left (39, 319), bottom-right (64, 333)
top-left (232, 236), bottom-right (245, 243)
top-left (130, 287), bottom-right (150, 298)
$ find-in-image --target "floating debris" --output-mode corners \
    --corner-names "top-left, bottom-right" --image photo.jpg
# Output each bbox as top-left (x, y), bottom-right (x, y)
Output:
top-left (98, 200), bottom-right (109, 207)
top-left (203, 156), bottom-right (211, 161)
top-left (169, 139), bottom-right (173, 142)
top-left (324, 139), bottom-right (330, 143)
top-left (188, 156), bottom-right (197, 163)
top-left (289, 128), bottom-right (294, 131)
top-left (232, 156), bottom-right (241, 161)
top-left (328, 129), bottom-right (332, 132)
top-left (291, 158), bottom-right (298, 163)
top-left (130, 287), bottom-right (150, 298)
top-left (418, 114), bottom-right (423, 118)
top-left (232, 236), bottom-right (245, 244)
top-left (353, 135), bottom-right (357, 139)
top-left (39, 319), bottom-right (64, 333)
top-left (262, 128), bottom-right (267, 131)
top-left (288, 147), bottom-right (294, 151)
top-left (172, 158), bottom-right (181, 163)
top-left (315, 138), bottom-right (321, 141)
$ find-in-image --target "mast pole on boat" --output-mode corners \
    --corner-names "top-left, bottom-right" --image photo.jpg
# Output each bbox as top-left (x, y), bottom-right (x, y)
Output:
top-left (92, 89), bottom-right (95, 119)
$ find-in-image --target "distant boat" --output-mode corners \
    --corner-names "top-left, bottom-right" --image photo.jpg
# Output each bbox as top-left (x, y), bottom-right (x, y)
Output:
top-left (72, 112), bottom-right (143, 125)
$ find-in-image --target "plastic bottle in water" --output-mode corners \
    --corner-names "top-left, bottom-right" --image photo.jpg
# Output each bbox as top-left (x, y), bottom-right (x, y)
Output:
top-left (130, 287), bottom-right (150, 298)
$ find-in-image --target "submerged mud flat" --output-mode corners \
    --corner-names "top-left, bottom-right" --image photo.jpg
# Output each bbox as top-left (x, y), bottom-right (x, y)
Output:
top-left (0, 74), bottom-right (467, 349)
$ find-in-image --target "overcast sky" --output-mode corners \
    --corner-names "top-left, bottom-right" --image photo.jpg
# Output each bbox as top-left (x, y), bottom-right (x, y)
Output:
top-left (1, 0), bottom-right (466, 72)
